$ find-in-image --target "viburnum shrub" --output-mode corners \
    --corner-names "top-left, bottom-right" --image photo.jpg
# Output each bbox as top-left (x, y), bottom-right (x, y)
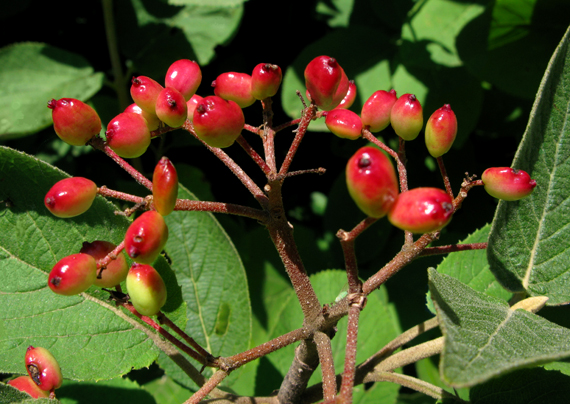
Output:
top-left (2, 5), bottom-right (570, 404)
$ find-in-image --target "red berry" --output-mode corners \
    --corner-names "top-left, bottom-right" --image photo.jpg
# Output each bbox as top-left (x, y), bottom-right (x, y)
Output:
top-left (125, 103), bottom-right (160, 131)
top-left (105, 112), bottom-right (151, 158)
top-left (192, 96), bottom-right (245, 148)
top-left (155, 87), bottom-right (188, 128)
top-left (165, 59), bottom-right (202, 101)
top-left (8, 376), bottom-right (50, 398)
top-left (251, 63), bottom-right (282, 100)
top-left (388, 187), bottom-right (454, 233)
top-left (337, 80), bottom-right (357, 109)
top-left (47, 98), bottom-right (102, 146)
top-left (44, 177), bottom-right (97, 218)
top-left (126, 263), bottom-right (167, 316)
top-left (304, 56), bottom-right (345, 111)
top-left (481, 167), bottom-right (537, 201)
top-left (361, 89), bottom-right (397, 132)
top-left (152, 156), bottom-right (178, 216)
top-left (390, 93), bottom-right (423, 141)
top-left (325, 109), bottom-right (362, 140)
top-left (124, 210), bottom-right (169, 264)
top-left (346, 146), bottom-right (399, 218)
top-left (25, 346), bottom-right (63, 392)
top-left (425, 104), bottom-right (458, 158)
top-left (186, 94), bottom-right (203, 122)
top-left (130, 76), bottom-right (164, 114)
top-left (212, 72), bottom-right (256, 108)
top-left (48, 253), bottom-right (97, 295)
top-left (80, 241), bottom-right (129, 288)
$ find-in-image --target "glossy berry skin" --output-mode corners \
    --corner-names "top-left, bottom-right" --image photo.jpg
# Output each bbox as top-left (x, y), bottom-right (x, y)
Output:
top-left (105, 112), bottom-right (151, 158)
top-left (388, 187), bottom-right (454, 234)
top-left (251, 63), bottom-right (282, 99)
top-left (193, 96), bottom-right (245, 148)
top-left (25, 346), bottom-right (63, 392)
top-left (186, 94), bottom-right (203, 121)
top-left (130, 76), bottom-right (164, 114)
top-left (390, 93), bottom-right (423, 141)
top-left (125, 103), bottom-right (160, 131)
top-left (304, 56), bottom-right (345, 111)
top-left (481, 167), bottom-right (537, 201)
top-left (165, 59), bottom-right (202, 101)
top-left (80, 241), bottom-right (129, 288)
top-left (155, 87), bottom-right (188, 128)
top-left (425, 104), bottom-right (457, 158)
top-left (124, 210), bottom-right (169, 264)
top-left (346, 146), bottom-right (399, 218)
top-left (126, 263), bottom-right (167, 316)
top-left (338, 80), bottom-right (357, 109)
top-left (361, 89), bottom-right (397, 132)
top-left (153, 157), bottom-right (178, 216)
top-left (48, 253), bottom-right (97, 295)
top-left (47, 98), bottom-right (102, 146)
top-left (8, 376), bottom-right (50, 398)
top-left (325, 109), bottom-right (362, 140)
top-left (44, 177), bottom-right (97, 218)
top-left (212, 72), bottom-right (256, 108)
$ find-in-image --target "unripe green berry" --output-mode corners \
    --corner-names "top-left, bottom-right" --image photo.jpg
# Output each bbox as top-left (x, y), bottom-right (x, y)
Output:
top-left (44, 177), bottom-right (97, 218)
top-left (47, 98), bottom-right (102, 146)
top-left (325, 109), bottom-right (362, 140)
top-left (105, 112), bottom-right (151, 158)
top-left (481, 167), bottom-right (537, 201)
top-left (304, 56), bottom-right (345, 111)
top-left (126, 263), bottom-right (167, 316)
top-left (48, 253), bottom-right (97, 295)
top-left (425, 104), bottom-right (457, 158)
top-left (346, 146), bottom-right (399, 218)
top-left (80, 240), bottom-right (129, 288)
top-left (193, 96), bottom-right (245, 148)
top-left (130, 76), bottom-right (164, 114)
top-left (8, 376), bottom-right (50, 398)
top-left (153, 157), bottom-right (178, 216)
top-left (25, 346), bottom-right (63, 392)
top-left (165, 59), bottom-right (202, 101)
top-left (155, 87), bottom-right (188, 128)
top-left (361, 89), bottom-right (397, 132)
top-left (212, 72), bottom-right (256, 108)
top-left (124, 210), bottom-right (169, 264)
top-left (390, 93), bottom-right (423, 141)
top-left (388, 187), bottom-right (454, 233)
top-left (251, 63), bottom-right (282, 100)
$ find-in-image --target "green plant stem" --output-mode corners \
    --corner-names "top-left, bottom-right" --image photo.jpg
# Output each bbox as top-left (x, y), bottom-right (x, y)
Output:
top-left (367, 372), bottom-right (463, 402)
top-left (185, 370), bottom-right (228, 404)
top-left (372, 337), bottom-right (444, 373)
top-left (314, 331), bottom-right (337, 402)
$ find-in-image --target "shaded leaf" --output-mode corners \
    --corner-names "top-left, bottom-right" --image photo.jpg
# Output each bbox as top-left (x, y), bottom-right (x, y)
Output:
top-left (142, 375), bottom-right (192, 404)
top-left (57, 378), bottom-right (155, 404)
top-left (0, 382), bottom-right (58, 404)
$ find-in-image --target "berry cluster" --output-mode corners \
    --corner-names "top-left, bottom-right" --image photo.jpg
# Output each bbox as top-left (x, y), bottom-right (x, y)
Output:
top-left (8, 346), bottom-right (63, 399)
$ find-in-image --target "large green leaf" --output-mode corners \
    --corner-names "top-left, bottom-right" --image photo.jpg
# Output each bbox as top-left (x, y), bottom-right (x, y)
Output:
top-left (429, 268), bottom-right (570, 388)
top-left (0, 43), bottom-right (103, 140)
top-left (0, 146), bottom-right (185, 381)
top-left (487, 25), bottom-right (570, 305)
top-left (57, 377), bottom-right (155, 404)
top-left (0, 382), bottom-right (58, 404)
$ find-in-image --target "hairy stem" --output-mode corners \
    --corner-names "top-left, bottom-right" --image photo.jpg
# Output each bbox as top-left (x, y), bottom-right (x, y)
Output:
top-left (185, 370), bottom-right (228, 404)
top-left (314, 331), bottom-right (337, 402)
top-left (174, 199), bottom-right (268, 222)
top-left (419, 242), bottom-right (488, 257)
top-left (437, 156), bottom-right (454, 198)
top-left (236, 135), bottom-right (271, 175)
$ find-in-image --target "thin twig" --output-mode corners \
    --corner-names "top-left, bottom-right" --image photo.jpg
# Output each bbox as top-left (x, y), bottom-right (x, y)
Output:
top-left (236, 135), bottom-right (271, 175)
top-left (419, 242), bottom-right (488, 257)
top-left (437, 156), bottom-right (454, 198)
top-left (97, 186), bottom-right (146, 204)
top-left (174, 199), bottom-right (268, 222)
top-left (157, 312), bottom-right (214, 362)
top-left (278, 101), bottom-right (316, 176)
top-left (185, 370), bottom-right (229, 404)
top-left (314, 331), bottom-right (337, 402)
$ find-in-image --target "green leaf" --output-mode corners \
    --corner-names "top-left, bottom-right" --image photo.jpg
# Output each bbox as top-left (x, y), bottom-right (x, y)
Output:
top-left (57, 378), bottom-right (155, 404)
top-left (488, 0), bottom-right (536, 49)
top-left (0, 43), bottom-right (103, 140)
top-left (157, 183), bottom-right (251, 391)
top-left (316, 0), bottom-right (354, 28)
top-left (167, 0), bottom-right (246, 6)
top-left (0, 382), bottom-right (58, 404)
top-left (0, 146), bottom-right (185, 381)
top-left (429, 268), bottom-right (570, 388)
top-left (142, 375), bottom-right (192, 404)
top-left (487, 25), bottom-right (570, 305)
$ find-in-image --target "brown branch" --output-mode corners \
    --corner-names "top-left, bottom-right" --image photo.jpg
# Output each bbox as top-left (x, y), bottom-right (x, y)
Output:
top-left (236, 135), bottom-right (271, 175)
top-left (313, 331), bottom-right (337, 402)
top-left (437, 156), bottom-right (454, 198)
top-left (97, 186), bottom-right (145, 204)
top-left (278, 339), bottom-right (320, 404)
top-left (185, 370), bottom-right (228, 404)
top-left (157, 312), bottom-right (214, 362)
top-left (278, 101), bottom-right (317, 176)
top-left (174, 199), bottom-right (268, 222)
top-left (419, 242), bottom-right (488, 257)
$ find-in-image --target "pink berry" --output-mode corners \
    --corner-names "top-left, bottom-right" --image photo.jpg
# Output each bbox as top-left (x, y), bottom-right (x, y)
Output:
top-left (481, 167), bottom-right (537, 201)
top-left (125, 103), bottom-right (160, 131)
top-left (390, 93), bottom-right (423, 141)
top-left (155, 87), bottom-right (188, 128)
top-left (388, 187), bottom-right (454, 233)
top-left (105, 112), bottom-right (151, 158)
top-left (304, 56), bottom-right (346, 111)
top-left (130, 76), bottom-right (164, 114)
top-left (25, 346), bottom-right (63, 392)
top-left (251, 63), bottom-right (283, 100)
top-left (47, 98), bottom-right (102, 146)
top-left (48, 253), bottom-right (97, 295)
top-left (346, 146), bottom-right (399, 218)
top-left (8, 376), bottom-right (50, 398)
top-left (186, 94), bottom-right (203, 121)
top-left (192, 96), bottom-right (245, 148)
top-left (425, 104), bottom-right (458, 158)
top-left (44, 177), bottom-right (97, 218)
top-left (124, 211), bottom-right (169, 264)
top-left (152, 156), bottom-right (178, 216)
top-left (80, 240), bottom-right (129, 288)
top-left (165, 59), bottom-right (202, 101)
top-left (361, 89), bottom-right (397, 132)
top-left (126, 263), bottom-right (167, 316)
top-left (212, 72), bottom-right (256, 108)
top-left (325, 109), bottom-right (363, 140)
top-left (337, 80), bottom-right (357, 109)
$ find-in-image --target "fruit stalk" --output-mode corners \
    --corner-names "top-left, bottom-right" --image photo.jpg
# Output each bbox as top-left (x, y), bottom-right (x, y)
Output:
top-left (157, 312), bottom-right (213, 361)
top-left (437, 156), bottom-right (454, 198)
top-left (279, 99), bottom-right (317, 176)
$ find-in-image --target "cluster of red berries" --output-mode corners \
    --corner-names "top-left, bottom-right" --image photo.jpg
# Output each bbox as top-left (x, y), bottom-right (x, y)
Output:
top-left (8, 346), bottom-right (63, 399)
